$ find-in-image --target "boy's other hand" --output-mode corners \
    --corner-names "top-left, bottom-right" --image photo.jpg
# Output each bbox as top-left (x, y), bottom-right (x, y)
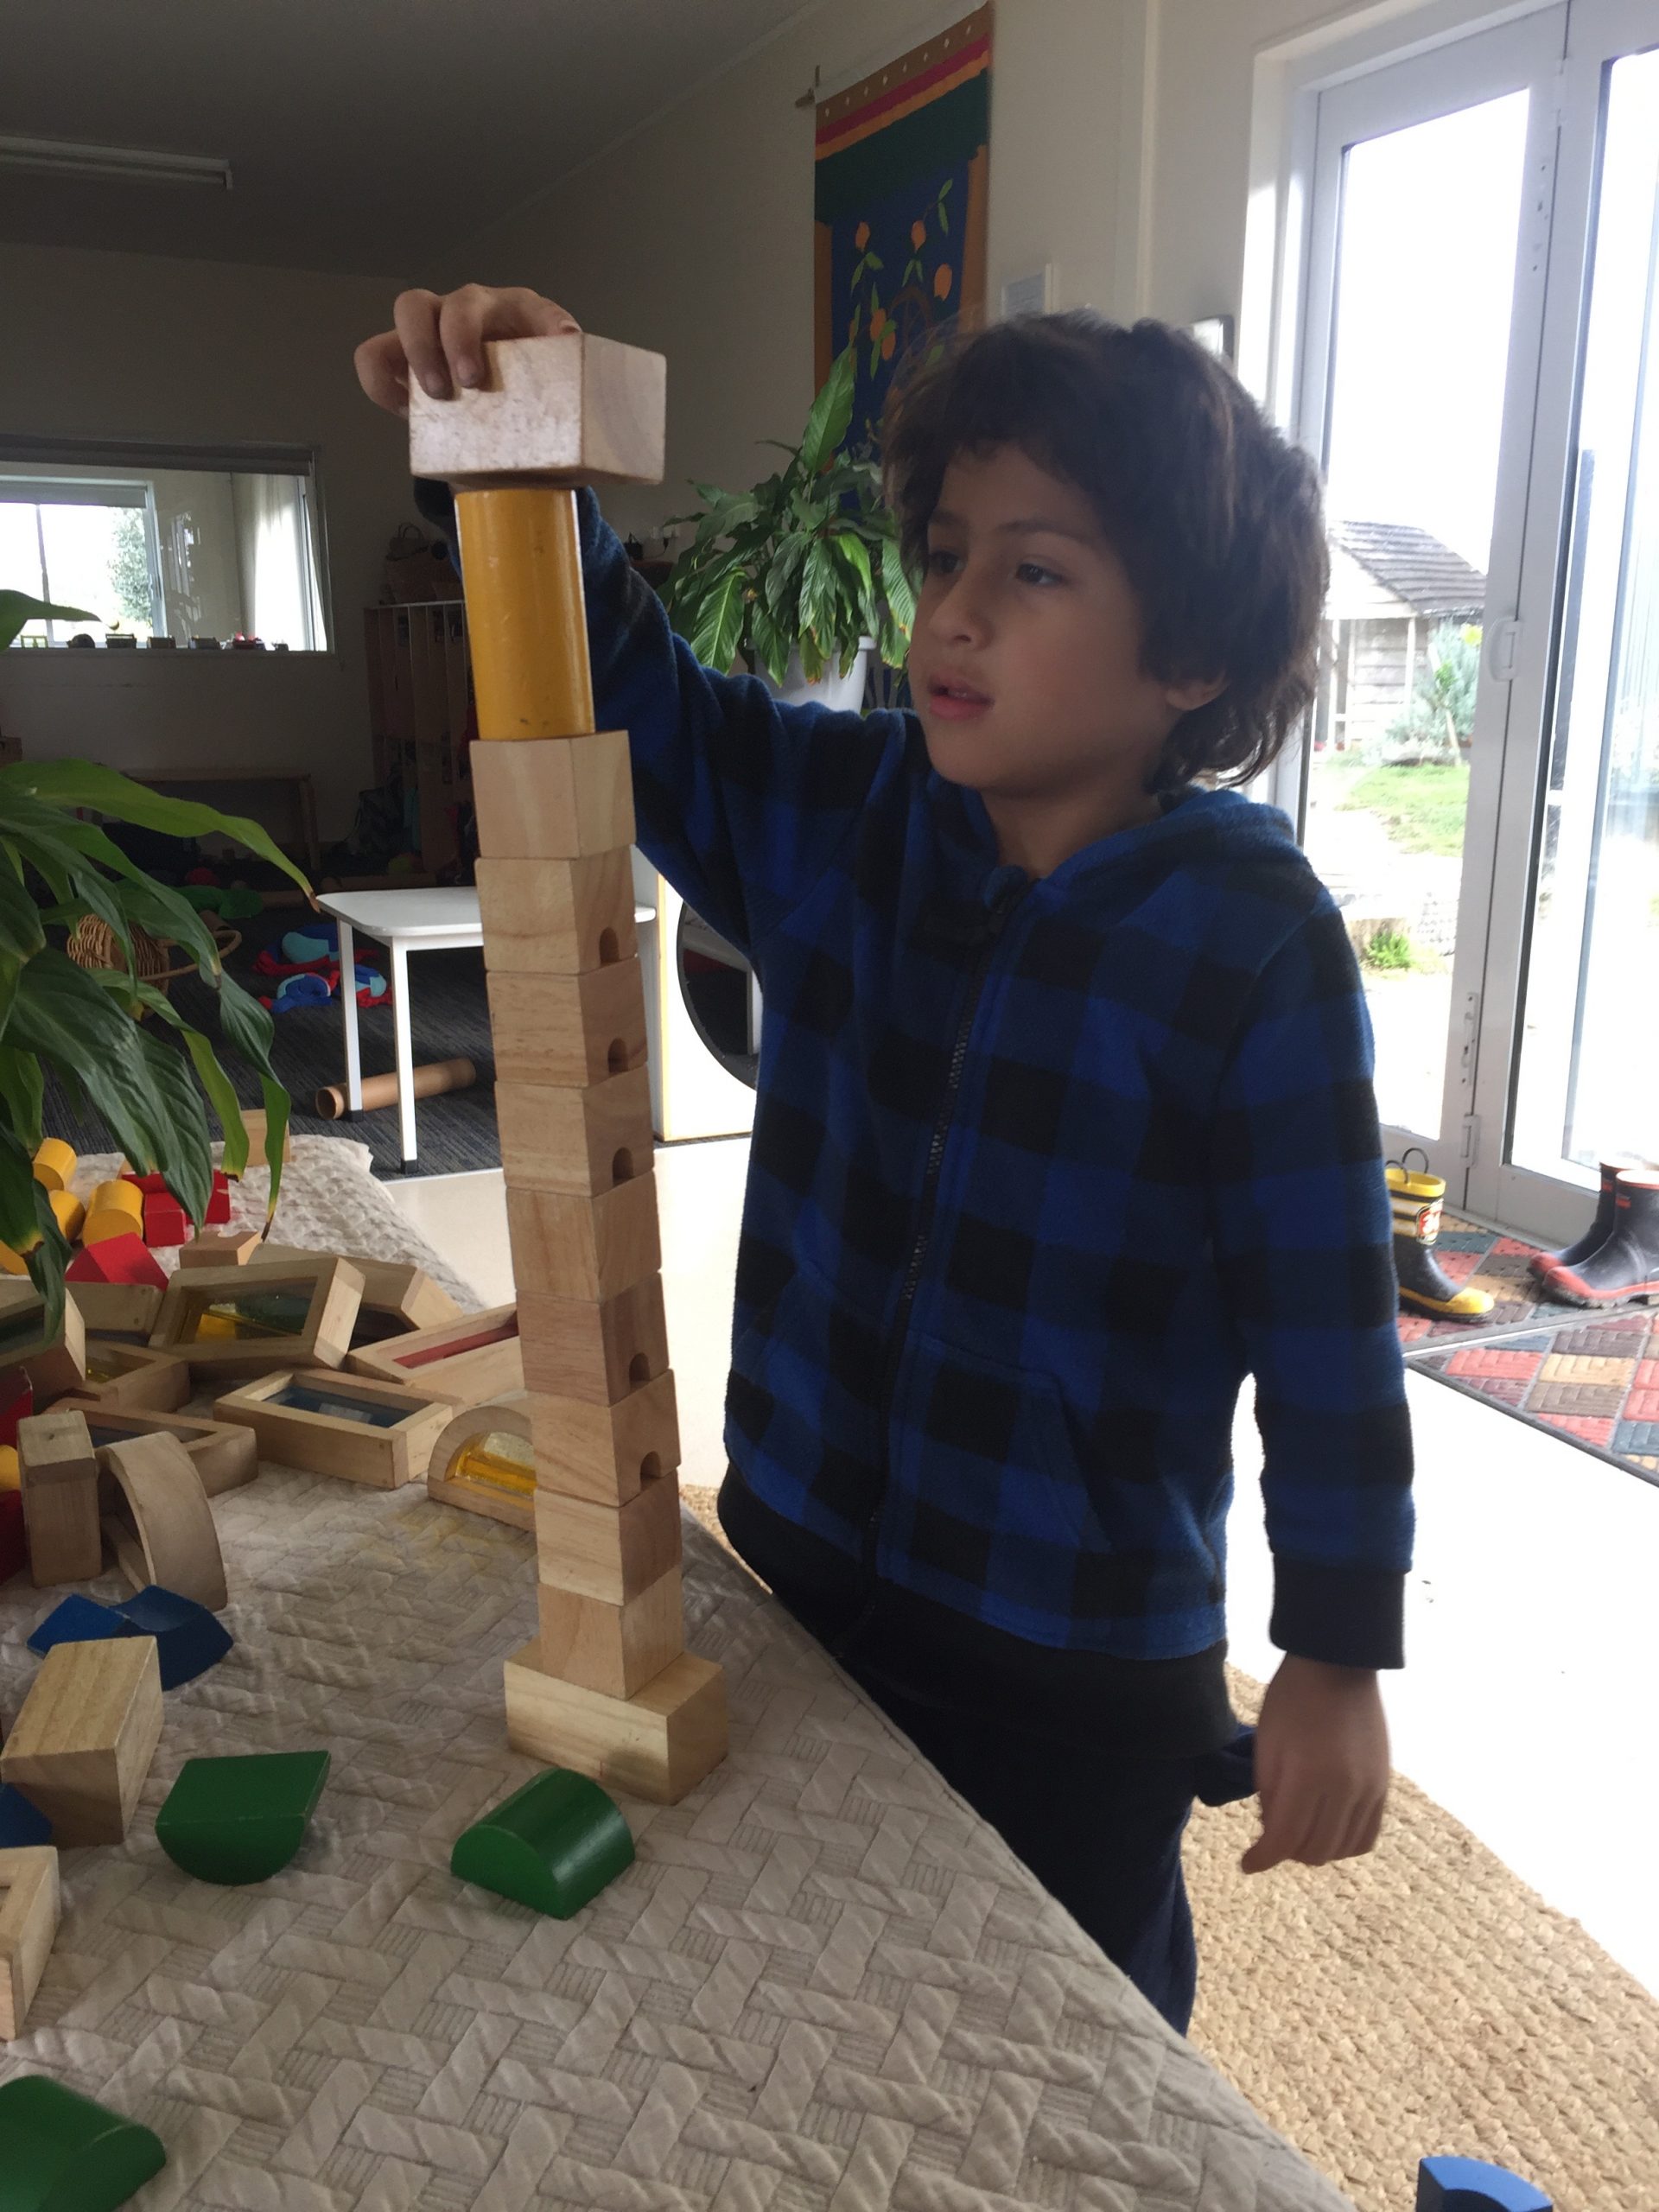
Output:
top-left (354, 285), bottom-right (581, 416)
top-left (1240, 1654), bottom-right (1390, 1874)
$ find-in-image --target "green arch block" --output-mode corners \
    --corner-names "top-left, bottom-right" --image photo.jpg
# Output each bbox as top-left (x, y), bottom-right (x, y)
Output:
top-left (0, 2075), bottom-right (166, 2211)
top-left (451, 1767), bottom-right (634, 1918)
top-left (155, 1750), bottom-right (330, 1885)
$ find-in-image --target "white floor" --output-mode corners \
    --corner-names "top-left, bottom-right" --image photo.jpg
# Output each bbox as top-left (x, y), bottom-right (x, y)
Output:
top-left (389, 1138), bottom-right (1659, 1999)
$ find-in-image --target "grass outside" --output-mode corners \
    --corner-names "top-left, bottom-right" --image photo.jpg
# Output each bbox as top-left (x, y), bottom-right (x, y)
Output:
top-left (1313, 751), bottom-right (1471, 858)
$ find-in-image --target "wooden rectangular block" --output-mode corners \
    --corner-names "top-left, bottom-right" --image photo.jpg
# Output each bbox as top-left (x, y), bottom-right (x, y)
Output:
top-left (0, 1286), bottom-right (86, 1403)
top-left (487, 964), bottom-right (648, 1090)
top-left (213, 1370), bottom-right (450, 1488)
top-left (76, 1342), bottom-right (191, 1414)
top-left (17, 1408), bottom-right (102, 1586)
top-left (496, 1071), bottom-right (653, 1197)
top-left (54, 1402), bottom-right (258, 1497)
top-left (472, 731), bottom-right (635, 859)
top-left (149, 1257), bottom-right (364, 1376)
top-left (0, 1847), bottom-right (60, 2039)
top-left (178, 1230), bottom-right (264, 1268)
top-left (408, 330), bottom-right (665, 486)
top-left (347, 1304), bottom-right (522, 1406)
top-left (536, 1570), bottom-right (683, 1700)
top-left (250, 1248), bottom-right (462, 1340)
top-left (505, 1178), bottom-right (661, 1304)
top-left (68, 1281), bottom-right (163, 1338)
top-left (528, 1370), bottom-right (679, 1504)
top-left (504, 1643), bottom-right (727, 1805)
top-left (476, 852), bottom-right (637, 976)
top-left (535, 1469), bottom-right (682, 1605)
top-left (518, 1276), bottom-right (669, 1406)
top-left (0, 1637), bottom-right (163, 1845)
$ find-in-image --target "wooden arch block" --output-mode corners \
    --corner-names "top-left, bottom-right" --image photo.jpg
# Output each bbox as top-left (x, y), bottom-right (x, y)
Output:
top-left (99, 1432), bottom-right (227, 1611)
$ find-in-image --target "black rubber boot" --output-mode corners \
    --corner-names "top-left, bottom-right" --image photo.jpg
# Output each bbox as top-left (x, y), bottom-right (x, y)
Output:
top-left (1389, 1157), bottom-right (1494, 1321)
top-left (1529, 1160), bottom-right (1621, 1280)
top-left (1541, 1173), bottom-right (1659, 1306)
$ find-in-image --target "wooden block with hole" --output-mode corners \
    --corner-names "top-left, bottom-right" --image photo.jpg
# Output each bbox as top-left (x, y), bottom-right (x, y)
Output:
top-left (505, 1177), bottom-right (660, 1305)
top-left (0, 1846), bottom-right (59, 2037)
top-left (534, 1566), bottom-right (683, 1700)
top-left (76, 1342), bottom-right (190, 1414)
top-left (487, 965), bottom-right (648, 1090)
top-left (0, 1636), bottom-right (163, 1845)
top-left (150, 1255), bottom-right (363, 1376)
top-left (346, 1302), bottom-right (523, 1406)
top-left (476, 852), bottom-right (638, 976)
top-left (68, 1281), bottom-right (163, 1339)
top-left (505, 1643), bottom-right (725, 1805)
top-left (58, 1402), bottom-right (257, 1496)
top-left (535, 1469), bottom-right (681, 1606)
top-left (495, 1070), bottom-right (652, 1198)
top-left (408, 330), bottom-right (665, 486)
top-left (527, 1370), bottom-right (679, 1506)
top-left (518, 1277), bottom-right (668, 1406)
top-left (99, 1431), bottom-right (226, 1610)
top-left (471, 730), bottom-right (635, 857)
top-left (213, 1370), bottom-right (449, 1488)
top-left (17, 1408), bottom-right (102, 1586)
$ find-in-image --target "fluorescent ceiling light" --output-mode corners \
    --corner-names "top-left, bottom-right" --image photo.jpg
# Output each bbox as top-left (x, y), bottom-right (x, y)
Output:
top-left (0, 135), bottom-right (232, 189)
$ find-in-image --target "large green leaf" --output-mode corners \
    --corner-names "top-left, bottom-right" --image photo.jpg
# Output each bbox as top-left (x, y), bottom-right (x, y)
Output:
top-left (764, 536), bottom-right (810, 621)
top-left (215, 971), bottom-right (288, 1213)
top-left (0, 864), bottom-right (45, 960)
top-left (0, 593), bottom-right (97, 652)
top-left (0, 1046), bottom-right (44, 1154)
top-left (747, 599), bottom-right (791, 686)
top-left (882, 535), bottom-right (917, 638)
top-left (798, 345), bottom-right (855, 478)
top-left (0, 760), bottom-right (311, 895)
top-left (8, 948), bottom-right (175, 1182)
top-left (133, 982), bottom-right (248, 1175)
top-left (688, 568), bottom-right (747, 674)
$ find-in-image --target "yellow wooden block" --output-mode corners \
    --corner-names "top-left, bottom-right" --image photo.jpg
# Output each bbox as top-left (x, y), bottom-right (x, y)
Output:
top-left (472, 732), bottom-right (635, 857)
top-left (0, 1847), bottom-right (60, 2039)
top-left (518, 1275), bottom-right (668, 1406)
top-left (535, 1469), bottom-right (682, 1606)
top-left (408, 331), bottom-right (665, 486)
top-left (495, 1071), bottom-right (652, 1198)
top-left (528, 1370), bottom-right (680, 1504)
top-left (505, 1177), bottom-right (661, 1304)
top-left (487, 965), bottom-right (648, 1090)
top-left (30, 1140), bottom-right (76, 1193)
top-left (48, 1188), bottom-right (85, 1242)
top-left (505, 1643), bottom-right (726, 1805)
top-left (0, 1244), bottom-right (26, 1276)
top-left (0, 1446), bottom-right (17, 1492)
top-left (536, 1569), bottom-right (683, 1700)
top-left (17, 1408), bottom-right (102, 1586)
top-left (476, 852), bottom-right (638, 976)
top-left (0, 1637), bottom-right (163, 1846)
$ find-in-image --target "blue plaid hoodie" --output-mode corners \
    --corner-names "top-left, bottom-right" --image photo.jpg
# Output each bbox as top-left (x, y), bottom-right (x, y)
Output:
top-left (430, 482), bottom-right (1416, 1755)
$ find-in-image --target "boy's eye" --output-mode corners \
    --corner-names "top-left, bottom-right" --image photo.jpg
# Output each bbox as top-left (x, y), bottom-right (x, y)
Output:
top-left (925, 545), bottom-right (961, 575)
top-left (1016, 560), bottom-right (1063, 587)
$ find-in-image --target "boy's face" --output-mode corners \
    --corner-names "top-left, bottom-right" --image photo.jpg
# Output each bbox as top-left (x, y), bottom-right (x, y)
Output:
top-left (907, 444), bottom-right (1219, 862)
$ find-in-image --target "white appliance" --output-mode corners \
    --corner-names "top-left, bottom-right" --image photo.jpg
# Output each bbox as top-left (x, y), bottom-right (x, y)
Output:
top-left (633, 849), bottom-right (758, 1142)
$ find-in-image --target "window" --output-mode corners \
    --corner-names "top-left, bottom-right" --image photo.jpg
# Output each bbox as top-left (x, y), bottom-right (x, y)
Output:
top-left (0, 442), bottom-right (329, 652)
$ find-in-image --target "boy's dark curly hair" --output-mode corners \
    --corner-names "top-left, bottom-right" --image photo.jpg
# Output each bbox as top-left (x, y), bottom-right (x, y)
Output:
top-left (881, 312), bottom-right (1329, 792)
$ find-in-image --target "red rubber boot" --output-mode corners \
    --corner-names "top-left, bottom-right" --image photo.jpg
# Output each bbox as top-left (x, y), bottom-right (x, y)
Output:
top-left (1529, 1160), bottom-right (1621, 1280)
top-left (1541, 1173), bottom-right (1659, 1306)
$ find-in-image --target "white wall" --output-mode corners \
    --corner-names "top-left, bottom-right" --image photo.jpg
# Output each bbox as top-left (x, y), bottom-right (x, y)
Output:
top-left (0, 243), bottom-right (416, 843)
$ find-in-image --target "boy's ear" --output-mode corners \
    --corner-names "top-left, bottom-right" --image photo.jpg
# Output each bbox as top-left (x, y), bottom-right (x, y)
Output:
top-left (1164, 672), bottom-right (1227, 715)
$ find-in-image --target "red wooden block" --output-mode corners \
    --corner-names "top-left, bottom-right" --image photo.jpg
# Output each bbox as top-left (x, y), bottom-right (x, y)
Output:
top-left (0, 1372), bottom-right (33, 1448)
top-left (66, 1235), bottom-right (168, 1290)
top-left (206, 1173), bottom-right (232, 1225)
top-left (122, 1173), bottom-right (173, 1195)
top-left (0, 1491), bottom-right (26, 1583)
top-left (143, 1197), bottom-right (193, 1247)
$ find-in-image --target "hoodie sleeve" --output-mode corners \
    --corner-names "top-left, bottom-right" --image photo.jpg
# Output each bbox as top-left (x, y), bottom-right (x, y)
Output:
top-left (416, 478), bottom-right (899, 963)
top-left (1207, 895), bottom-right (1415, 1669)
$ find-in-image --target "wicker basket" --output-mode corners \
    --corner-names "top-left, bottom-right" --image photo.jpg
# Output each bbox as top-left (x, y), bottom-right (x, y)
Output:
top-left (67, 914), bottom-right (241, 1012)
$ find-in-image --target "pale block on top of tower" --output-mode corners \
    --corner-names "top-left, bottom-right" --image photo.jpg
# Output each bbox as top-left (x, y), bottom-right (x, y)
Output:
top-left (506, 1179), bottom-right (662, 1305)
top-left (476, 852), bottom-right (638, 976)
top-left (472, 733), bottom-right (635, 859)
top-left (518, 1275), bottom-right (670, 1407)
top-left (408, 332), bottom-right (666, 486)
top-left (487, 966), bottom-right (648, 1091)
top-left (495, 1070), bottom-right (653, 1198)
top-left (527, 1370), bottom-right (680, 1506)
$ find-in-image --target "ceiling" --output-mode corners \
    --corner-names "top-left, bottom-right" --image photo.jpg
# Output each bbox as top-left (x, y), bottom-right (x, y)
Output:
top-left (1, 0), bottom-right (818, 277)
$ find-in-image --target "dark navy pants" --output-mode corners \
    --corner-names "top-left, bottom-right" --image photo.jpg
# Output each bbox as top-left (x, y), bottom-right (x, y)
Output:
top-left (845, 1669), bottom-right (1256, 2035)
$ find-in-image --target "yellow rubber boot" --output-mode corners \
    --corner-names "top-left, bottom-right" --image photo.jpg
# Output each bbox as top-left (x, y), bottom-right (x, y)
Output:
top-left (1388, 1157), bottom-right (1494, 1320)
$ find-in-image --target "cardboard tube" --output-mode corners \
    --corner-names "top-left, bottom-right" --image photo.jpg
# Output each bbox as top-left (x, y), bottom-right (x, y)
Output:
top-left (314, 1057), bottom-right (475, 1120)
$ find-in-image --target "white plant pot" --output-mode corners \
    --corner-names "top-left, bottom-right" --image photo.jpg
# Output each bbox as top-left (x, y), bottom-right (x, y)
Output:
top-left (758, 637), bottom-right (873, 712)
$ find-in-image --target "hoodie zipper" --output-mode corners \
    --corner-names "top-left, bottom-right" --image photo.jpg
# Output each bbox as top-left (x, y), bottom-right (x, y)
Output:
top-left (840, 874), bottom-right (1033, 1635)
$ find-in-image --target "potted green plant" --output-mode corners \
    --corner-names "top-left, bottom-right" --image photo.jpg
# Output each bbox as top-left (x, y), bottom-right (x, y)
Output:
top-left (658, 344), bottom-right (916, 710)
top-left (0, 588), bottom-right (308, 1329)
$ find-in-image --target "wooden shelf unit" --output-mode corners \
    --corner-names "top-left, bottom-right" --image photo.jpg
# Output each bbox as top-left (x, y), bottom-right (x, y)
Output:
top-left (363, 601), bottom-right (474, 874)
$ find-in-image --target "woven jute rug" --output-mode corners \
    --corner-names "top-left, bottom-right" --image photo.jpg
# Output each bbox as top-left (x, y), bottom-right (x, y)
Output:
top-left (682, 1491), bottom-right (1659, 2212)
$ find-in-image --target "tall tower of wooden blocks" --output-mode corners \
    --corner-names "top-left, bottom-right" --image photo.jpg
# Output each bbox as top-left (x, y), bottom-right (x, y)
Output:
top-left (410, 332), bottom-right (728, 1804)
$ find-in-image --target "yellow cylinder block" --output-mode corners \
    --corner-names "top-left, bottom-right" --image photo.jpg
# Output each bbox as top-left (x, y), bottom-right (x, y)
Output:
top-left (31, 1138), bottom-right (77, 1192)
top-left (0, 1243), bottom-right (27, 1276)
top-left (48, 1188), bottom-right (86, 1242)
top-left (0, 1445), bottom-right (17, 1491)
top-left (454, 486), bottom-right (595, 740)
top-left (88, 1178), bottom-right (143, 1224)
top-left (448, 1432), bottom-right (536, 1500)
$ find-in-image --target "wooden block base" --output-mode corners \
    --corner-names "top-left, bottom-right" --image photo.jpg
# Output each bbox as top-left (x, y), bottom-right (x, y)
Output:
top-left (0, 1637), bottom-right (163, 1845)
top-left (504, 1640), bottom-right (727, 1805)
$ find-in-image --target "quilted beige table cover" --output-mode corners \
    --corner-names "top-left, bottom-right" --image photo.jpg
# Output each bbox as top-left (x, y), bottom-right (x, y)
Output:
top-left (0, 1145), bottom-right (1353, 2211)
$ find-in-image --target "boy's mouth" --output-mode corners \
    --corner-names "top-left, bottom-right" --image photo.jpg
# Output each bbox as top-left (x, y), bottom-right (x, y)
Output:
top-left (926, 674), bottom-right (993, 720)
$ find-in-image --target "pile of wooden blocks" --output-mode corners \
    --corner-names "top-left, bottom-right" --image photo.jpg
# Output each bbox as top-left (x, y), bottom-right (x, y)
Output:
top-left (410, 326), bottom-right (727, 1806)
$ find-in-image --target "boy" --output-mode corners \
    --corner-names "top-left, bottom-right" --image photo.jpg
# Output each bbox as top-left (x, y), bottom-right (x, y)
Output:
top-left (357, 288), bottom-right (1412, 2035)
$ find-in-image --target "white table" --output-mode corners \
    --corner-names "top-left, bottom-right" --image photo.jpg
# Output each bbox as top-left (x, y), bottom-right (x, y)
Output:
top-left (319, 886), bottom-right (655, 1169)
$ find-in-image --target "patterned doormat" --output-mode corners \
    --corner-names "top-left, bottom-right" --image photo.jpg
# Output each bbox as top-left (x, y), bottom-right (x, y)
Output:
top-left (1400, 1214), bottom-right (1659, 1486)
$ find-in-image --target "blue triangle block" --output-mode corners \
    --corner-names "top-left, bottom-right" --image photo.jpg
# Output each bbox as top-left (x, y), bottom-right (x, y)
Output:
top-left (27, 1595), bottom-right (136, 1657)
top-left (112, 1586), bottom-right (233, 1690)
top-left (0, 1786), bottom-right (53, 1847)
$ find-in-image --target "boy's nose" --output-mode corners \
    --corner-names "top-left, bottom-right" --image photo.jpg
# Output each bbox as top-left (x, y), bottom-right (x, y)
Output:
top-left (929, 582), bottom-right (992, 646)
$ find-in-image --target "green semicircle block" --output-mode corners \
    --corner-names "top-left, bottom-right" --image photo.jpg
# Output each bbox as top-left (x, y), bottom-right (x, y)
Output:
top-left (451, 1767), bottom-right (634, 1917)
top-left (0, 2075), bottom-right (167, 2212)
top-left (155, 1750), bottom-right (330, 1885)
